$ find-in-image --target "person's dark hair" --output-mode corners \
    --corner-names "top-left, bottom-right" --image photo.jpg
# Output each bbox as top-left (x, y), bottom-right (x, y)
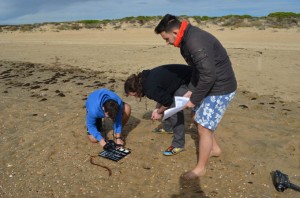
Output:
top-left (124, 73), bottom-right (144, 97)
top-left (155, 14), bottom-right (181, 34)
top-left (103, 99), bottom-right (120, 122)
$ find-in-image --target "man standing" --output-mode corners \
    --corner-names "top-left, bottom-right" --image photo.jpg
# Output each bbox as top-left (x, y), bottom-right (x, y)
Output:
top-left (155, 14), bottom-right (237, 179)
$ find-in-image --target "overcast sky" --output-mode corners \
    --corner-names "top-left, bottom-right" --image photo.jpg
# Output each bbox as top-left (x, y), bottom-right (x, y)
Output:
top-left (0, 0), bottom-right (299, 25)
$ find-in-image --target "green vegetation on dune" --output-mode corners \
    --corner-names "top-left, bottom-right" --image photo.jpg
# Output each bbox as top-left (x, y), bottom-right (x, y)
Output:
top-left (77, 20), bottom-right (101, 24)
top-left (135, 16), bottom-right (158, 21)
top-left (77, 19), bottom-right (111, 25)
top-left (1, 12), bottom-right (299, 32)
top-left (268, 12), bottom-right (300, 18)
top-left (119, 16), bottom-right (160, 24)
top-left (223, 14), bottom-right (253, 19)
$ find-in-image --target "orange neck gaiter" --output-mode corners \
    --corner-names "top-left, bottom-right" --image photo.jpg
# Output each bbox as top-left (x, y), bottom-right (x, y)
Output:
top-left (174, 20), bottom-right (188, 48)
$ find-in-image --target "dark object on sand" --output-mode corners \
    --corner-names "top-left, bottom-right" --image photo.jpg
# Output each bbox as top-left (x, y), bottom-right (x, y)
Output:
top-left (89, 141), bottom-right (130, 176)
top-left (271, 170), bottom-right (300, 192)
top-left (90, 155), bottom-right (112, 176)
top-left (103, 140), bottom-right (116, 151)
top-left (238, 104), bottom-right (248, 109)
top-left (100, 140), bottom-right (131, 162)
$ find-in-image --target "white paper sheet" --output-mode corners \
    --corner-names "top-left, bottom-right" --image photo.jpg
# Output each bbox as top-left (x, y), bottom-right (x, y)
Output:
top-left (163, 96), bottom-right (189, 120)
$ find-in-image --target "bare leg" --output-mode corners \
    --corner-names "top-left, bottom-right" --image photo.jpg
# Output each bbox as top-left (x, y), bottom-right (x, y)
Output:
top-left (191, 112), bottom-right (220, 158)
top-left (87, 134), bottom-right (98, 143)
top-left (183, 125), bottom-right (212, 179)
top-left (210, 134), bottom-right (222, 157)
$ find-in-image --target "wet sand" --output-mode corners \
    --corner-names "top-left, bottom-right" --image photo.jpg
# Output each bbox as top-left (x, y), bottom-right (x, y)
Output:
top-left (0, 27), bottom-right (300, 197)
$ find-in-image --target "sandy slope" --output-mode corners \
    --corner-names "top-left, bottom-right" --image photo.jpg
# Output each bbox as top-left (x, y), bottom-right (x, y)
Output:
top-left (1, 27), bottom-right (300, 102)
top-left (0, 26), bottom-right (300, 197)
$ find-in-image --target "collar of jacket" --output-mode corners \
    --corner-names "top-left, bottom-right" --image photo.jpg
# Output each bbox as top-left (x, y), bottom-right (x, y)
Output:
top-left (174, 20), bottom-right (188, 48)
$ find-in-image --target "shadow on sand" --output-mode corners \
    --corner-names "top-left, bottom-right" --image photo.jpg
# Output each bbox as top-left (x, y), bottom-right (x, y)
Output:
top-left (171, 176), bottom-right (208, 198)
top-left (102, 115), bottom-right (141, 143)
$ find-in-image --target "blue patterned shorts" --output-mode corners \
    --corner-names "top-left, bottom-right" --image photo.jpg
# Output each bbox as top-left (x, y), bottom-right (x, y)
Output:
top-left (193, 91), bottom-right (236, 131)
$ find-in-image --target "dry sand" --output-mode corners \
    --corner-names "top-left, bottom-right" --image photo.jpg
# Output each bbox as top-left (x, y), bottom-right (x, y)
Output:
top-left (0, 26), bottom-right (300, 197)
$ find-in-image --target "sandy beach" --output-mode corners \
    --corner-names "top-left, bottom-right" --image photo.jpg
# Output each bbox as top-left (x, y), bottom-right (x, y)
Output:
top-left (0, 24), bottom-right (300, 197)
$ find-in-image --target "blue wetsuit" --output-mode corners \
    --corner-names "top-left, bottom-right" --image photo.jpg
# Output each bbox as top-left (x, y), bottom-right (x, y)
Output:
top-left (85, 88), bottom-right (123, 141)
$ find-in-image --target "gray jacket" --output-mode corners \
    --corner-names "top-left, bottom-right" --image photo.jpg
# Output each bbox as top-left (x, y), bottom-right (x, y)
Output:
top-left (180, 24), bottom-right (237, 105)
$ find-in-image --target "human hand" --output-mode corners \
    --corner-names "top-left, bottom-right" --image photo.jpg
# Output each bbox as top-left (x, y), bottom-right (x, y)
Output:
top-left (103, 140), bottom-right (116, 151)
top-left (183, 91), bottom-right (192, 98)
top-left (184, 101), bottom-right (195, 109)
top-left (99, 139), bottom-right (107, 147)
top-left (115, 137), bottom-right (124, 146)
top-left (151, 109), bottom-right (163, 120)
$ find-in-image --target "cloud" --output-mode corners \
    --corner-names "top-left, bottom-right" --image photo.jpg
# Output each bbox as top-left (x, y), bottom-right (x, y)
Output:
top-left (137, 2), bottom-right (149, 5)
top-left (0, 0), bottom-right (97, 23)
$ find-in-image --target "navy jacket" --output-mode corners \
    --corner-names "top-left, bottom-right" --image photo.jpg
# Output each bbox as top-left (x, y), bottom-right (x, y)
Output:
top-left (142, 64), bottom-right (192, 107)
